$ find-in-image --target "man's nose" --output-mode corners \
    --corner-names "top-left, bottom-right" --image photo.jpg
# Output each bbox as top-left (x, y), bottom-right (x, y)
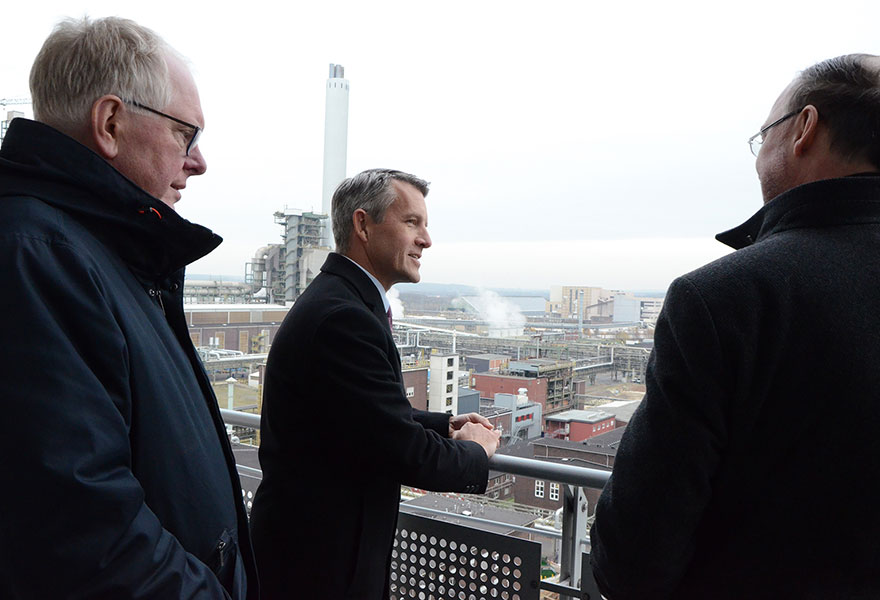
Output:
top-left (420, 228), bottom-right (432, 248)
top-left (186, 145), bottom-right (207, 175)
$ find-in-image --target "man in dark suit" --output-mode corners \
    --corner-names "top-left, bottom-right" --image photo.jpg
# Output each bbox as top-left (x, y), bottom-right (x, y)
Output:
top-left (590, 54), bottom-right (880, 599)
top-left (250, 168), bottom-right (501, 599)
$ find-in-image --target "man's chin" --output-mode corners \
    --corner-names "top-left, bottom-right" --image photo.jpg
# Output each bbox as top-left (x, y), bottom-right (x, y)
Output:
top-left (159, 197), bottom-right (179, 211)
top-left (159, 189), bottom-right (182, 210)
top-left (391, 267), bottom-right (421, 287)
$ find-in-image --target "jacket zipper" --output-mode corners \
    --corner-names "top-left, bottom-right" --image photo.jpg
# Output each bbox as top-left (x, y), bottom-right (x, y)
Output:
top-left (217, 539), bottom-right (227, 570)
top-left (148, 288), bottom-right (166, 315)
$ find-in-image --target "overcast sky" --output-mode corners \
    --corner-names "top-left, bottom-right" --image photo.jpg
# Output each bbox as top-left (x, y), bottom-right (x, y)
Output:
top-left (3, 0), bottom-right (879, 292)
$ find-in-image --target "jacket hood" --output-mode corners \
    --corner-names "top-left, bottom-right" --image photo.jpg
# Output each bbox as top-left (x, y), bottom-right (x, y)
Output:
top-left (715, 175), bottom-right (880, 250)
top-left (0, 118), bottom-right (221, 281)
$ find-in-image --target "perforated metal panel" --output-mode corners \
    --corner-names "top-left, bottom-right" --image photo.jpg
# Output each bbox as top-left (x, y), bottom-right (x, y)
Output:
top-left (390, 512), bottom-right (541, 600)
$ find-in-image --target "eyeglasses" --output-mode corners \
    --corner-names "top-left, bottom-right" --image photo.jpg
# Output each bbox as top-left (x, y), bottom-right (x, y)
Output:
top-left (123, 99), bottom-right (202, 156)
top-left (748, 109), bottom-right (800, 157)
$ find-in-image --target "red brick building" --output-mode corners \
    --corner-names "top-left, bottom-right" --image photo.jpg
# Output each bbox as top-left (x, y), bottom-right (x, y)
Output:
top-left (402, 367), bottom-right (429, 411)
top-left (503, 429), bottom-right (623, 514)
top-left (185, 305), bottom-right (289, 353)
top-left (544, 409), bottom-right (616, 442)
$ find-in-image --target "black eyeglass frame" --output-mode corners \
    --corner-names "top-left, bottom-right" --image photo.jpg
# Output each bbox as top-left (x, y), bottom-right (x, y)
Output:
top-left (748, 109), bottom-right (801, 157)
top-left (123, 99), bottom-right (202, 156)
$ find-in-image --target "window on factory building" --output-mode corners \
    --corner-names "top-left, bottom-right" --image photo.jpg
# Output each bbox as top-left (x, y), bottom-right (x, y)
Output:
top-left (447, 371), bottom-right (453, 380)
top-left (445, 396), bottom-right (453, 407)
top-left (447, 358), bottom-right (454, 367)
top-left (549, 482), bottom-right (559, 501)
top-left (535, 480), bottom-right (545, 498)
top-left (406, 387), bottom-right (414, 398)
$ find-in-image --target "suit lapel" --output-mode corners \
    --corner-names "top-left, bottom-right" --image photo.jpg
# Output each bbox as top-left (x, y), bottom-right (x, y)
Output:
top-left (320, 252), bottom-right (393, 334)
top-left (321, 253), bottom-right (404, 387)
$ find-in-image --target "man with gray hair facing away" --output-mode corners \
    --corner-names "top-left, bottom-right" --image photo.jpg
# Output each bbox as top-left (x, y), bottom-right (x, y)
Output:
top-left (590, 54), bottom-right (880, 599)
top-left (0, 17), bottom-right (257, 599)
top-left (251, 168), bottom-right (501, 599)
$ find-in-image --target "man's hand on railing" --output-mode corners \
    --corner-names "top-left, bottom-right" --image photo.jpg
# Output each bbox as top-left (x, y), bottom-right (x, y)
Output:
top-left (453, 421), bottom-right (502, 458)
top-left (448, 412), bottom-right (494, 437)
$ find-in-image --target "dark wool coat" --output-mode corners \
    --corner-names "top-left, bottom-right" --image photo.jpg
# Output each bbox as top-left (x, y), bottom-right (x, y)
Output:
top-left (590, 175), bottom-right (880, 599)
top-left (250, 252), bottom-right (489, 600)
top-left (0, 119), bottom-right (258, 599)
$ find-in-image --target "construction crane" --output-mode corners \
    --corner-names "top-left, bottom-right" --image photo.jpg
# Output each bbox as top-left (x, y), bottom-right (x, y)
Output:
top-left (0, 98), bottom-right (31, 107)
top-left (0, 98), bottom-right (31, 111)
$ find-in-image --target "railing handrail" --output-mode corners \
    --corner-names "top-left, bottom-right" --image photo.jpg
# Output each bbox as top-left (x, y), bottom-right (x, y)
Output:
top-left (221, 408), bottom-right (261, 428)
top-left (220, 408), bottom-right (611, 489)
top-left (400, 503), bottom-right (563, 540)
top-left (490, 454), bottom-right (610, 489)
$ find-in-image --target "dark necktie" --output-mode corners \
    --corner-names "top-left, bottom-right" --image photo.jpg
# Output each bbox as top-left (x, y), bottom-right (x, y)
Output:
top-left (386, 307), bottom-right (393, 331)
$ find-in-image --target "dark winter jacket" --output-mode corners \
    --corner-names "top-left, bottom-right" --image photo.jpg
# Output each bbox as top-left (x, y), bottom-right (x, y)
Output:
top-left (590, 174), bottom-right (880, 599)
top-left (0, 118), bottom-right (258, 599)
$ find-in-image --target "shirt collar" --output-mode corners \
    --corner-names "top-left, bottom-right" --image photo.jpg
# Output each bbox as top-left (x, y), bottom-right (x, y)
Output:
top-left (341, 255), bottom-right (390, 314)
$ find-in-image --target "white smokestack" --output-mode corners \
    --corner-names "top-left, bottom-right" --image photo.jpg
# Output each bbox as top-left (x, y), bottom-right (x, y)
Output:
top-left (321, 63), bottom-right (350, 249)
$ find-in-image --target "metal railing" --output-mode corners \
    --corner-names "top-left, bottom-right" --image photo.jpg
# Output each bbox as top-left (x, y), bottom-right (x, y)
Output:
top-left (220, 408), bottom-right (608, 599)
top-left (222, 408), bottom-right (260, 429)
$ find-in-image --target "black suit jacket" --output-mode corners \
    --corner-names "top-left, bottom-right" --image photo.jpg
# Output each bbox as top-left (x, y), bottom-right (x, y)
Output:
top-left (251, 252), bottom-right (489, 599)
top-left (590, 176), bottom-right (880, 599)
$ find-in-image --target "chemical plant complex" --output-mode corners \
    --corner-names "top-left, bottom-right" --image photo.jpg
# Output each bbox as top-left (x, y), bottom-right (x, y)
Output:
top-left (4, 65), bottom-right (661, 598)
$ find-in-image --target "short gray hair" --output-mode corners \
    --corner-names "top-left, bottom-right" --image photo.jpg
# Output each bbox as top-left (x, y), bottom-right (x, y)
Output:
top-left (30, 16), bottom-right (174, 131)
top-left (331, 168), bottom-right (430, 253)
top-left (788, 53), bottom-right (880, 169)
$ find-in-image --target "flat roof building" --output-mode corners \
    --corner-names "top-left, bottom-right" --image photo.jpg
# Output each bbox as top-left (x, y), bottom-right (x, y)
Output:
top-left (544, 409), bottom-right (616, 442)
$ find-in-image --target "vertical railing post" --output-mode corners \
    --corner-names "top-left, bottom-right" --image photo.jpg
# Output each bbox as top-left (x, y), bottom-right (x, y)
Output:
top-left (560, 484), bottom-right (589, 599)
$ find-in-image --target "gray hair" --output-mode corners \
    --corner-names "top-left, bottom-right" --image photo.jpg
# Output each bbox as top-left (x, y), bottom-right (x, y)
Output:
top-left (331, 168), bottom-right (430, 253)
top-left (30, 16), bottom-right (174, 131)
top-left (788, 53), bottom-right (880, 169)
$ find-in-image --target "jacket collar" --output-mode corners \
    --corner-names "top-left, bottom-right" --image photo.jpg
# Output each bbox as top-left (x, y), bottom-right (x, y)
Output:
top-left (716, 175), bottom-right (880, 250)
top-left (0, 118), bottom-right (221, 282)
top-left (320, 252), bottom-right (391, 328)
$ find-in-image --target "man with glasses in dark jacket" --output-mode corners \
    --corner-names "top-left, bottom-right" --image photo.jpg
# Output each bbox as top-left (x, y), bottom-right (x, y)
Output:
top-left (590, 54), bottom-right (880, 599)
top-left (0, 16), bottom-right (257, 599)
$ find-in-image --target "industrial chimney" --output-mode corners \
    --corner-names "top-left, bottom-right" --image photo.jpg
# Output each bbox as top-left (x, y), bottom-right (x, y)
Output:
top-left (321, 64), bottom-right (350, 249)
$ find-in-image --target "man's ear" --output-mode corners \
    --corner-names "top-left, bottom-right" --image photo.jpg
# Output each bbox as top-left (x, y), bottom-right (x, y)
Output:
top-left (89, 95), bottom-right (125, 159)
top-left (353, 208), bottom-right (370, 244)
top-left (792, 105), bottom-right (820, 157)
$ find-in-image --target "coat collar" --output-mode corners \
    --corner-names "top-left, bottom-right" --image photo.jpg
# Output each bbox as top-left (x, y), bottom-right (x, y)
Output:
top-left (320, 252), bottom-right (391, 329)
top-left (716, 175), bottom-right (880, 250)
top-left (0, 118), bottom-right (221, 282)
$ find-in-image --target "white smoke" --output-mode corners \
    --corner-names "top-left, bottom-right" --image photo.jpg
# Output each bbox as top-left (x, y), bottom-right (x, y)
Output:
top-left (474, 289), bottom-right (525, 335)
top-left (388, 287), bottom-right (405, 320)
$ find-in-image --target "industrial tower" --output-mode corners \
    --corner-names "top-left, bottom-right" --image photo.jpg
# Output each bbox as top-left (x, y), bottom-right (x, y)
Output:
top-left (244, 65), bottom-right (350, 304)
top-left (321, 64), bottom-right (349, 249)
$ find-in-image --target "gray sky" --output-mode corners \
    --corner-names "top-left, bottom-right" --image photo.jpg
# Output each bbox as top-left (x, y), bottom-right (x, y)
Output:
top-left (3, 0), bottom-right (879, 292)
